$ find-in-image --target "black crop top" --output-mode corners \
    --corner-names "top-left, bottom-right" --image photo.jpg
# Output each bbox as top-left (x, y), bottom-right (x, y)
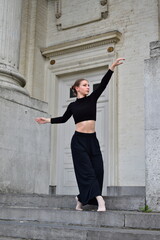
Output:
top-left (51, 69), bottom-right (113, 124)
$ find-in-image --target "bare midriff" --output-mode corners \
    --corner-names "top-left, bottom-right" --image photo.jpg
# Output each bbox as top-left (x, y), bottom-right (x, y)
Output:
top-left (75, 120), bottom-right (95, 133)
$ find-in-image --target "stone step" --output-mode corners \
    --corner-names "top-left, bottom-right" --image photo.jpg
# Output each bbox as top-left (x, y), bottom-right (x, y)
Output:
top-left (0, 219), bottom-right (160, 240)
top-left (0, 193), bottom-right (145, 211)
top-left (0, 238), bottom-right (26, 240)
top-left (0, 206), bottom-right (160, 230)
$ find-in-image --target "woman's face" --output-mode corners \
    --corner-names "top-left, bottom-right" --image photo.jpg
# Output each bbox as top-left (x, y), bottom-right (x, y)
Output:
top-left (75, 80), bottom-right (90, 96)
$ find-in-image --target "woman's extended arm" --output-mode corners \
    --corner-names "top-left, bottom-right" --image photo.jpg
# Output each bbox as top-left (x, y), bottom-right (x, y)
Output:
top-left (90, 58), bottom-right (125, 100)
top-left (35, 103), bottom-right (72, 124)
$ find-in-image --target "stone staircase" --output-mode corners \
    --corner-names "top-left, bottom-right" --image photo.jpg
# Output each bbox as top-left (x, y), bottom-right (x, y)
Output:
top-left (0, 193), bottom-right (160, 240)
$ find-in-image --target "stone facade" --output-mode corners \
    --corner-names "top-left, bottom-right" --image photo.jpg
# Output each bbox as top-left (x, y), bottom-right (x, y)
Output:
top-left (43, 0), bottom-right (158, 188)
top-left (0, 0), bottom-right (51, 194)
top-left (1, 0), bottom-right (160, 206)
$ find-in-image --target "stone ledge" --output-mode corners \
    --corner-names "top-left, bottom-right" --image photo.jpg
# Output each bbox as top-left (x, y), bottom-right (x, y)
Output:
top-left (0, 86), bottom-right (48, 113)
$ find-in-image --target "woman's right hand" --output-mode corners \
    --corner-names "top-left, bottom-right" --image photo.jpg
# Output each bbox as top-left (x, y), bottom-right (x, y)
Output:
top-left (35, 117), bottom-right (51, 124)
top-left (109, 58), bottom-right (125, 71)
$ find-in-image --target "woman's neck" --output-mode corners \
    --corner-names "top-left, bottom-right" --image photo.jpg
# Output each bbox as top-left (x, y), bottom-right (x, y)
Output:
top-left (77, 94), bottom-right (86, 99)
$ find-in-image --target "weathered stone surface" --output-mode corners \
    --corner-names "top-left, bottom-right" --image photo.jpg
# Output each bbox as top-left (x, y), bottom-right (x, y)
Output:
top-left (0, 193), bottom-right (145, 211)
top-left (107, 186), bottom-right (145, 196)
top-left (0, 193), bottom-right (159, 240)
top-left (144, 56), bottom-right (160, 130)
top-left (145, 129), bottom-right (160, 211)
top-left (150, 41), bottom-right (160, 57)
top-left (125, 212), bottom-right (160, 230)
top-left (0, 207), bottom-right (124, 228)
top-left (144, 41), bottom-right (160, 211)
top-left (0, 217), bottom-right (160, 240)
top-left (0, 89), bottom-right (51, 194)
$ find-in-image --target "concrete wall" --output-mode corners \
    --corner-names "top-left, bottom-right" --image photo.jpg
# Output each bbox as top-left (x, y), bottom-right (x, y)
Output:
top-left (145, 41), bottom-right (160, 211)
top-left (0, 88), bottom-right (51, 194)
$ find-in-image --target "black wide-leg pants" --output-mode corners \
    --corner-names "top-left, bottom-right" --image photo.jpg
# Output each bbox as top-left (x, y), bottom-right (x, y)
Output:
top-left (71, 131), bottom-right (104, 206)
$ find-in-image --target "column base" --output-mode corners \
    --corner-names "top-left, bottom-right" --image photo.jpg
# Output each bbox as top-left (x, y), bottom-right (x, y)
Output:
top-left (0, 64), bottom-right (29, 96)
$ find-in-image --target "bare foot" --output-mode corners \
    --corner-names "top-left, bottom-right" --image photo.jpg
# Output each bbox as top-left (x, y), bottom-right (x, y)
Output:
top-left (75, 196), bottom-right (83, 211)
top-left (97, 206), bottom-right (106, 212)
top-left (96, 196), bottom-right (106, 212)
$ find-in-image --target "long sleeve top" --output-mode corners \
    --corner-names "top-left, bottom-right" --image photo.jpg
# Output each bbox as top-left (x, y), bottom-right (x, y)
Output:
top-left (51, 69), bottom-right (113, 124)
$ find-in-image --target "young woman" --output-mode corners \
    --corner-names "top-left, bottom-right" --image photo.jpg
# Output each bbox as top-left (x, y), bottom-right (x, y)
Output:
top-left (35, 58), bottom-right (125, 211)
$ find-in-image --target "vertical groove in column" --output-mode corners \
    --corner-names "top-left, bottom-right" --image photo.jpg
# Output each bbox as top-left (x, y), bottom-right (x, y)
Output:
top-left (10, 0), bottom-right (15, 65)
top-left (0, 0), bottom-right (28, 94)
top-left (25, 0), bottom-right (37, 94)
top-left (0, 0), bottom-right (22, 70)
top-left (7, 0), bottom-right (12, 64)
top-left (158, 0), bottom-right (160, 40)
top-left (0, 0), bottom-right (6, 61)
top-left (19, 0), bottom-right (29, 76)
top-left (14, 0), bottom-right (23, 69)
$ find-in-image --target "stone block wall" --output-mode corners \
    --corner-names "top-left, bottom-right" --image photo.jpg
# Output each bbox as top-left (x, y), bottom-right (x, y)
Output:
top-left (145, 41), bottom-right (160, 211)
top-left (0, 88), bottom-right (51, 194)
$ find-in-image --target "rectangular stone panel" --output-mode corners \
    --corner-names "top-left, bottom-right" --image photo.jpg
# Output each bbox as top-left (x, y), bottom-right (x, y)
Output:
top-left (59, 0), bottom-right (103, 29)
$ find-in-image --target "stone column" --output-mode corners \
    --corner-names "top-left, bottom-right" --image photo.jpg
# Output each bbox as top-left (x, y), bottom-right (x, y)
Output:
top-left (158, 0), bottom-right (160, 40)
top-left (0, 0), bottom-right (51, 194)
top-left (0, 0), bottom-right (28, 95)
top-left (145, 41), bottom-right (160, 211)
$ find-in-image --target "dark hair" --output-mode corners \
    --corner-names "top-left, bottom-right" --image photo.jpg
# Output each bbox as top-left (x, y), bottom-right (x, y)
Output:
top-left (71, 79), bottom-right (86, 96)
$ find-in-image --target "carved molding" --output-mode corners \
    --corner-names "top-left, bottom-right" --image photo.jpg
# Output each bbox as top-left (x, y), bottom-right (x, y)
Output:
top-left (41, 31), bottom-right (122, 58)
top-left (55, 0), bottom-right (62, 19)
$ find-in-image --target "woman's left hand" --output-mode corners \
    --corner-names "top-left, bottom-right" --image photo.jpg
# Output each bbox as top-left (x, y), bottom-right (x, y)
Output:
top-left (109, 58), bottom-right (125, 71)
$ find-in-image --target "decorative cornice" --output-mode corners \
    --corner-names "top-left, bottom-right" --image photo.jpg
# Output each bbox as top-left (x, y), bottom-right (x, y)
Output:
top-left (41, 31), bottom-right (122, 58)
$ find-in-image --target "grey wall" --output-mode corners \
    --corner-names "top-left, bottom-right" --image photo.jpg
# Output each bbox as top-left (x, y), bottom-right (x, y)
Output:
top-left (0, 88), bottom-right (51, 194)
top-left (145, 41), bottom-right (160, 211)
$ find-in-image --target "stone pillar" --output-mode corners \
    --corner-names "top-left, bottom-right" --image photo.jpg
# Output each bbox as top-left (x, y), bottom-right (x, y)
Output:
top-left (0, 0), bottom-right (28, 95)
top-left (145, 41), bottom-right (160, 211)
top-left (0, 0), bottom-right (51, 194)
top-left (158, 0), bottom-right (160, 40)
